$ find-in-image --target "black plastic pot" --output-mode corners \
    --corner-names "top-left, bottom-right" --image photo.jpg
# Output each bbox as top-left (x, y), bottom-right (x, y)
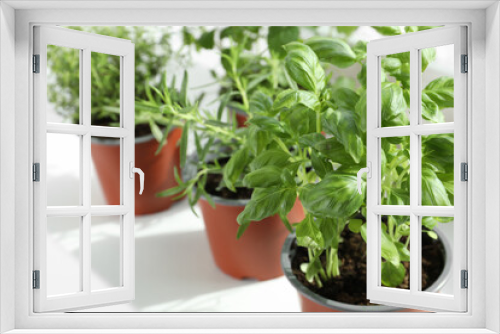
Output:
top-left (281, 228), bottom-right (452, 312)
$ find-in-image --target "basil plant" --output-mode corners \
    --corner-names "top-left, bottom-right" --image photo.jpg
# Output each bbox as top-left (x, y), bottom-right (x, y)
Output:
top-left (235, 26), bottom-right (454, 288)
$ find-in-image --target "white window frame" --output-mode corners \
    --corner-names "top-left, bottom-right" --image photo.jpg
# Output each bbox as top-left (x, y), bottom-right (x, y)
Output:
top-left (0, 1), bottom-right (498, 333)
top-left (33, 25), bottom-right (136, 312)
top-left (366, 26), bottom-right (467, 312)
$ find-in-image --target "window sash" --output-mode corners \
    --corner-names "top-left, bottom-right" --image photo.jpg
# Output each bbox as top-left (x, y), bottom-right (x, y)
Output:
top-left (33, 25), bottom-right (136, 312)
top-left (366, 26), bottom-right (468, 312)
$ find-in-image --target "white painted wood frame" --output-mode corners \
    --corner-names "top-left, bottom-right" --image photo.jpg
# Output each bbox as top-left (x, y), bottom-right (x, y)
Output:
top-left (366, 26), bottom-right (467, 312)
top-left (32, 26), bottom-right (135, 312)
top-left (0, 2), bottom-right (496, 333)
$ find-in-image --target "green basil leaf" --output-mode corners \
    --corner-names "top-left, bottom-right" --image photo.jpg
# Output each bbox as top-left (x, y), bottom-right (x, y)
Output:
top-left (223, 148), bottom-right (251, 192)
top-left (348, 219), bottom-right (363, 233)
top-left (267, 26), bottom-right (300, 59)
top-left (423, 76), bottom-right (454, 109)
top-left (381, 82), bottom-right (409, 127)
top-left (354, 92), bottom-right (367, 134)
top-left (296, 215), bottom-right (324, 250)
top-left (337, 26), bottom-right (358, 36)
top-left (381, 229), bottom-right (400, 266)
top-left (237, 187), bottom-right (294, 225)
top-left (381, 262), bottom-right (406, 287)
top-left (247, 115), bottom-right (284, 133)
top-left (421, 168), bottom-right (452, 206)
top-left (372, 26), bottom-right (402, 36)
top-left (313, 137), bottom-right (356, 165)
top-left (395, 241), bottom-right (410, 261)
top-left (421, 47), bottom-right (436, 72)
top-left (305, 37), bottom-right (357, 68)
top-left (298, 133), bottom-right (325, 149)
top-left (333, 87), bottom-right (359, 110)
top-left (249, 91), bottom-right (273, 115)
top-left (421, 92), bottom-right (443, 123)
top-left (273, 89), bottom-right (319, 111)
top-left (197, 30), bottom-right (215, 49)
top-left (283, 42), bottom-right (325, 95)
top-left (250, 149), bottom-right (291, 171)
top-left (322, 108), bottom-right (365, 163)
top-left (299, 174), bottom-right (363, 218)
top-left (243, 166), bottom-right (283, 188)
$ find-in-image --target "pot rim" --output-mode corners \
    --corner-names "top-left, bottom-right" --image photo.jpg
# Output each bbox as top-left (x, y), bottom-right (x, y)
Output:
top-left (281, 226), bottom-right (453, 312)
top-left (197, 189), bottom-right (251, 207)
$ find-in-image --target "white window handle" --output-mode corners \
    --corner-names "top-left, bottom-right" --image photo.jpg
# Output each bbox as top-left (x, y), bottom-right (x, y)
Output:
top-left (357, 162), bottom-right (371, 195)
top-left (129, 162), bottom-right (144, 195)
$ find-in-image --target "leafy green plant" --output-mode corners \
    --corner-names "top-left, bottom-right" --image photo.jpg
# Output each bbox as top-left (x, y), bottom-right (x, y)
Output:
top-left (182, 26), bottom-right (301, 115)
top-left (47, 26), bottom-right (182, 139)
top-left (234, 26), bottom-right (454, 288)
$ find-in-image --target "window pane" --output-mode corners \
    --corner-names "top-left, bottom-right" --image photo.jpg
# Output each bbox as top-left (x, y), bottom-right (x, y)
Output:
top-left (380, 52), bottom-right (410, 128)
top-left (47, 133), bottom-right (81, 206)
top-left (421, 134), bottom-right (454, 206)
top-left (91, 215), bottom-right (122, 291)
top-left (421, 216), bottom-right (453, 295)
top-left (47, 216), bottom-right (81, 296)
top-left (380, 215), bottom-right (410, 290)
top-left (47, 45), bottom-right (80, 124)
top-left (421, 45), bottom-right (454, 124)
top-left (91, 137), bottom-right (122, 206)
top-left (381, 137), bottom-right (410, 205)
top-left (91, 52), bottom-right (121, 127)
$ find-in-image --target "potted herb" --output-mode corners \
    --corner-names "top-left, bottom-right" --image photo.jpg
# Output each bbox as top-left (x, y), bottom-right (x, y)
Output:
top-left (142, 67), bottom-right (305, 280)
top-left (183, 26), bottom-right (299, 127)
top-left (47, 26), bottom-right (186, 214)
top-left (237, 27), bottom-right (454, 311)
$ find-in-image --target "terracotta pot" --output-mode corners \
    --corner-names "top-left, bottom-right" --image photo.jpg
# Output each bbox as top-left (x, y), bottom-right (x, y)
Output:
top-left (228, 106), bottom-right (248, 128)
top-left (281, 228), bottom-right (452, 312)
top-left (198, 195), bottom-right (305, 281)
top-left (91, 128), bottom-right (183, 215)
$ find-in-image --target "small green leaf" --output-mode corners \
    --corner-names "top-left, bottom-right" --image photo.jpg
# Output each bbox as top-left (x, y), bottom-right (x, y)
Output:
top-left (348, 219), bottom-right (363, 233)
top-left (237, 187), bottom-right (294, 225)
top-left (179, 122), bottom-right (189, 168)
top-left (381, 261), bottom-right (406, 287)
top-left (296, 215), bottom-right (324, 250)
top-left (322, 108), bottom-right (365, 163)
top-left (381, 229), bottom-right (400, 266)
top-left (250, 149), bottom-right (290, 171)
top-left (243, 166), bottom-right (283, 188)
top-left (313, 137), bottom-right (355, 165)
top-left (180, 70), bottom-right (189, 107)
top-left (421, 168), bottom-right (452, 206)
top-left (395, 242), bottom-right (410, 261)
top-left (337, 26), bottom-right (358, 36)
top-left (267, 26), bottom-right (300, 59)
top-left (223, 148), bottom-right (251, 192)
top-left (305, 37), bottom-right (357, 68)
top-left (197, 30), bottom-right (215, 49)
top-left (421, 47), bottom-right (437, 72)
top-left (372, 26), bottom-right (402, 36)
top-left (423, 76), bottom-right (454, 109)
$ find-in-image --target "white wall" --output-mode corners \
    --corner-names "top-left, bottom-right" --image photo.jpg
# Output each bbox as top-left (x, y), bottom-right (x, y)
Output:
top-left (0, 2), bottom-right (16, 333)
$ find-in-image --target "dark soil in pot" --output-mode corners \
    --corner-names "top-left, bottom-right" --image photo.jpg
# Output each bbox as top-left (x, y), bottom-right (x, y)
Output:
top-left (290, 226), bottom-right (446, 307)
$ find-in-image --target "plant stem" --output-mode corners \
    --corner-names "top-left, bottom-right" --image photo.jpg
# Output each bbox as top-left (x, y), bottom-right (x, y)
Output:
top-left (315, 109), bottom-right (321, 134)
